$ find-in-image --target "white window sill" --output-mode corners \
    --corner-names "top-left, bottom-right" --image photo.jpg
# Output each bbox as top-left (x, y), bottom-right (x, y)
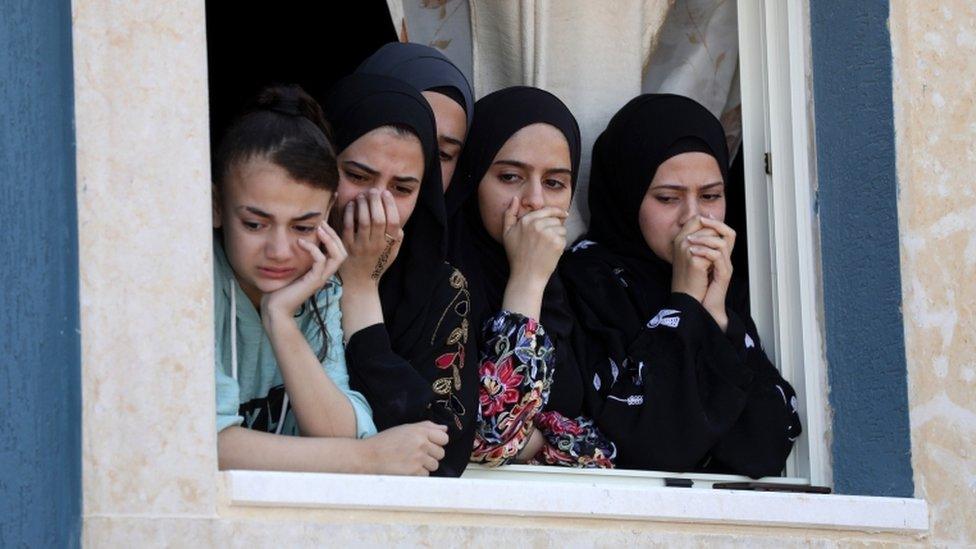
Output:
top-left (224, 466), bottom-right (928, 534)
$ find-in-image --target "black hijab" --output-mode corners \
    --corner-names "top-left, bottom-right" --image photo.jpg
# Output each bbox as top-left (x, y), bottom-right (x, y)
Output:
top-left (323, 73), bottom-right (445, 348)
top-left (584, 93), bottom-right (730, 303)
top-left (356, 42), bottom-right (474, 129)
top-left (446, 86), bottom-right (584, 416)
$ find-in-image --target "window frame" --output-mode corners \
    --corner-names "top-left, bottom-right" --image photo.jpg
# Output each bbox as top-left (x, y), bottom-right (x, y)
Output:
top-left (738, 0), bottom-right (829, 484)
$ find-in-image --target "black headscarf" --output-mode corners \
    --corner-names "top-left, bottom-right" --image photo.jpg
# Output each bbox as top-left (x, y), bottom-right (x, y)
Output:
top-left (584, 93), bottom-right (730, 299)
top-left (323, 73), bottom-right (445, 348)
top-left (445, 86), bottom-right (584, 417)
top-left (356, 42), bottom-right (474, 129)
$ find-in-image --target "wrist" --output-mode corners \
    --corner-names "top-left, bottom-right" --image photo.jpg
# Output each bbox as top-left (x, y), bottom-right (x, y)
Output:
top-left (358, 437), bottom-right (378, 473)
top-left (507, 269), bottom-right (549, 294)
top-left (339, 266), bottom-right (379, 291)
top-left (707, 306), bottom-right (728, 332)
top-left (260, 303), bottom-right (295, 330)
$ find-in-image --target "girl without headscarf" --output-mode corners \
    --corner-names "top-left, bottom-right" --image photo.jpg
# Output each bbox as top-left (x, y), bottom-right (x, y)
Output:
top-left (324, 73), bottom-right (478, 477)
top-left (560, 94), bottom-right (801, 478)
top-left (447, 86), bottom-right (616, 468)
top-left (357, 42), bottom-right (473, 189)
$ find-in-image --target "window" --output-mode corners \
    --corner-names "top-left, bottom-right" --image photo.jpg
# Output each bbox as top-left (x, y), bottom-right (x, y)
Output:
top-left (73, 0), bottom-right (927, 536)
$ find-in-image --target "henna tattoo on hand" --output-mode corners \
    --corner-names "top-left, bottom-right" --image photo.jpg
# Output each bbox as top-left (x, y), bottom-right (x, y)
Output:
top-left (370, 239), bottom-right (396, 280)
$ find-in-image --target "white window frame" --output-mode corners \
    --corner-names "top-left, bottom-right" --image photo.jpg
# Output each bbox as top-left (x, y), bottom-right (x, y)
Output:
top-left (737, 0), bottom-right (829, 485)
top-left (215, 0), bottom-right (825, 485)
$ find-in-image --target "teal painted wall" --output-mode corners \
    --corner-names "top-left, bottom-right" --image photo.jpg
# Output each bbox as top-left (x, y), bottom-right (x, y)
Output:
top-left (0, 1), bottom-right (81, 545)
top-left (810, 0), bottom-right (914, 497)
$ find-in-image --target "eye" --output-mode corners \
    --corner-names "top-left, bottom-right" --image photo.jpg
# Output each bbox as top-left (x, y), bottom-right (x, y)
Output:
top-left (498, 172), bottom-right (522, 184)
top-left (654, 195), bottom-right (679, 204)
top-left (241, 220), bottom-right (264, 231)
top-left (439, 150), bottom-right (454, 162)
top-left (544, 179), bottom-right (567, 190)
top-left (393, 184), bottom-right (416, 196)
top-left (343, 169), bottom-right (368, 183)
top-left (702, 192), bottom-right (724, 202)
top-left (293, 225), bottom-right (316, 234)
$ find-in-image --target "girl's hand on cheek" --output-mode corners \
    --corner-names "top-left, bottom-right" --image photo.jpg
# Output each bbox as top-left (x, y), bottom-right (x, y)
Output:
top-left (262, 221), bottom-right (347, 321)
top-left (688, 216), bottom-right (735, 331)
top-left (670, 215), bottom-right (712, 302)
top-left (338, 189), bottom-right (404, 291)
top-left (502, 197), bottom-right (569, 286)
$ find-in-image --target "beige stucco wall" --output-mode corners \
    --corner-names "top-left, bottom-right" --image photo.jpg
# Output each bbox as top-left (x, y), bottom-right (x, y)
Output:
top-left (75, 0), bottom-right (972, 546)
top-left (891, 1), bottom-right (976, 546)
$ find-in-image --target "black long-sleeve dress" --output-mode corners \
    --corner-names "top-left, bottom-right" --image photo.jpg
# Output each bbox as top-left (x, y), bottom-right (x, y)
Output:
top-left (346, 263), bottom-right (477, 477)
top-left (561, 240), bottom-right (801, 478)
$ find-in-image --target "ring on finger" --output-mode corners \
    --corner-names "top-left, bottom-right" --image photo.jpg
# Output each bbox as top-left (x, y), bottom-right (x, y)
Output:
top-left (384, 233), bottom-right (397, 243)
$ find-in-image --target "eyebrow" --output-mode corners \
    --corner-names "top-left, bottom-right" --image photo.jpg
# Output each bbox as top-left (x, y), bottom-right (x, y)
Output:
top-left (493, 159), bottom-right (572, 176)
top-left (344, 160), bottom-right (420, 184)
top-left (651, 181), bottom-right (725, 192)
top-left (238, 206), bottom-right (322, 221)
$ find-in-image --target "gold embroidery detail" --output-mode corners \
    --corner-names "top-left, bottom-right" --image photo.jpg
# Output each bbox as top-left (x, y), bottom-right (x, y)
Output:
top-left (433, 377), bottom-right (453, 395)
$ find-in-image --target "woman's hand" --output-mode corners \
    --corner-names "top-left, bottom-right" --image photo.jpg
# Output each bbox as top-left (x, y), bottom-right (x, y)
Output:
top-left (502, 197), bottom-right (568, 286)
top-left (687, 216), bottom-right (736, 331)
top-left (365, 421), bottom-right (449, 476)
top-left (500, 198), bottom-right (568, 320)
top-left (670, 215), bottom-right (713, 302)
top-left (261, 220), bottom-right (347, 321)
top-left (338, 188), bottom-right (404, 291)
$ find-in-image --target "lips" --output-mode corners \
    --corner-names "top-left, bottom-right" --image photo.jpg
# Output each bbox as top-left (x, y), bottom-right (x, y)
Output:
top-left (257, 266), bottom-right (296, 280)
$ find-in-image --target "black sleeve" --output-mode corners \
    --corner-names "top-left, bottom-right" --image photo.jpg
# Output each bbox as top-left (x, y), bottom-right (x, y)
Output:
top-left (705, 309), bottom-right (802, 478)
top-left (345, 281), bottom-right (478, 478)
top-left (594, 292), bottom-right (755, 471)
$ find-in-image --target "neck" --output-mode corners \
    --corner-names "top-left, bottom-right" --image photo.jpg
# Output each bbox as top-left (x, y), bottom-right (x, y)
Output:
top-left (237, 278), bottom-right (264, 313)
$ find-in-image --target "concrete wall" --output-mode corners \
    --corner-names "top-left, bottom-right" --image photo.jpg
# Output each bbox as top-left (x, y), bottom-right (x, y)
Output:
top-left (0, 1), bottom-right (81, 546)
top-left (891, 1), bottom-right (976, 545)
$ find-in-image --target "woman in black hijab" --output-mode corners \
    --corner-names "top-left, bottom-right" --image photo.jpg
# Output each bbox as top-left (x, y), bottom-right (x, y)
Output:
top-left (447, 87), bottom-right (615, 468)
top-left (357, 42), bottom-right (473, 189)
top-left (323, 73), bottom-right (478, 477)
top-left (560, 94), bottom-right (801, 478)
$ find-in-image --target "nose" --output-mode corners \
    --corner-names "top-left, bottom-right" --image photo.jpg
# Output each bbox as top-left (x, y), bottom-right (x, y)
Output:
top-left (265, 227), bottom-right (292, 262)
top-left (520, 180), bottom-right (545, 212)
top-left (677, 197), bottom-right (701, 228)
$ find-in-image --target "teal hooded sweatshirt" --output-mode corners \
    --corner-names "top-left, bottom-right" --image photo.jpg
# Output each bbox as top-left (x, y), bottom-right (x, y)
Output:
top-left (213, 239), bottom-right (376, 438)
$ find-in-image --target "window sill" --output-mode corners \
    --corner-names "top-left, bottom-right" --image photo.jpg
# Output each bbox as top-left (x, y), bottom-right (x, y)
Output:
top-left (224, 467), bottom-right (928, 534)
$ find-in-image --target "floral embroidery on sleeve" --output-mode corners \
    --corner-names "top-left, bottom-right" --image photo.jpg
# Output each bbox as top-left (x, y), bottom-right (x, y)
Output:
top-left (471, 311), bottom-right (553, 466)
top-left (430, 268), bottom-right (471, 430)
top-left (530, 411), bottom-right (616, 468)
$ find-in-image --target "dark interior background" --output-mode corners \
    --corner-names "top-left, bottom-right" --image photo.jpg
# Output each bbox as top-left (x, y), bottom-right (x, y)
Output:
top-left (206, 0), bottom-right (396, 148)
